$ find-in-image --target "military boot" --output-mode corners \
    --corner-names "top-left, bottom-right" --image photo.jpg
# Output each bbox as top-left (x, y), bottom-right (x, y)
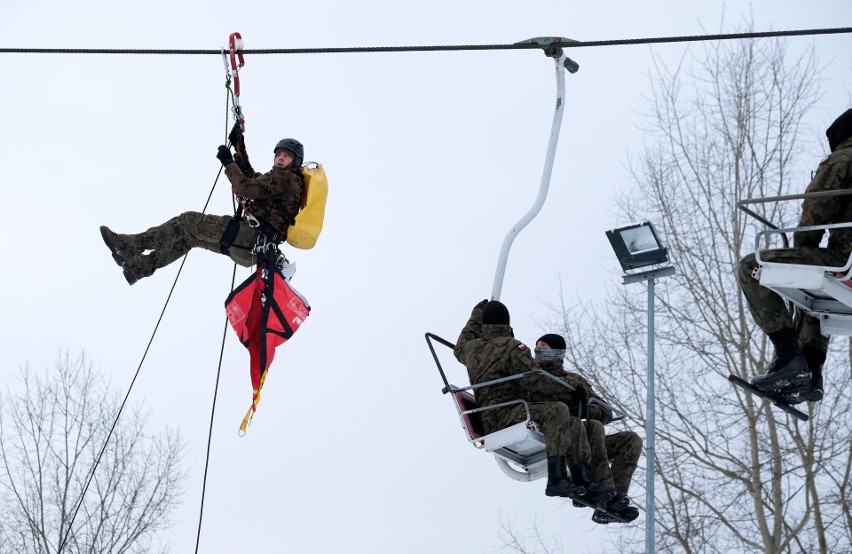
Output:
top-left (592, 504), bottom-right (640, 524)
top-left (101, 226), bottom-right (144, 285)
top-left (100, 226), bottom-right (132, 268)
top-left (782, 345), bottom-right (825, 404)
top-left (569, 463), bottom-right (618, 508)
top-left (544, 456), bottom-right (586, 499)
top-left (607, 491), bottom-right (630, 511)
top-left (750, 329), bottom-right (810, 390)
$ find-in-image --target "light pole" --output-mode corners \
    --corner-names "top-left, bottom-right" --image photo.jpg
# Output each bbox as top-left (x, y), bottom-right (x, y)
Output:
top-left (605, 221), bottom-right (676, 554)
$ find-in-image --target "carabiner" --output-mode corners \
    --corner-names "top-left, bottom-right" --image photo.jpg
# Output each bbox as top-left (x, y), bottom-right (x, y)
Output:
top-left (229, 32), bottom-right (245, 96)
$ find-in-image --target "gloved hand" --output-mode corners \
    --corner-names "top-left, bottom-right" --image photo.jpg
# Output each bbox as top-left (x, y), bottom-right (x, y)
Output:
top-left (474, 298), bottom-right (489, 310)
top-left (216, 145), bottom-right (234, 166)
top-left (572, 383), bottom-right (589, 404)
top-left (228, 121), bottom-right (244, 149)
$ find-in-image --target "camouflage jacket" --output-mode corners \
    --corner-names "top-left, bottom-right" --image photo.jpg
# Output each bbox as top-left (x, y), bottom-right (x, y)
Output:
top-left (225, 156), bottom-right (305, 238)
top-left (795, 136), bottom-right (852, 253)
top-left (453, 307), bottom-right (540, 430)
top-left (525, 362), bottom-right (614, 424)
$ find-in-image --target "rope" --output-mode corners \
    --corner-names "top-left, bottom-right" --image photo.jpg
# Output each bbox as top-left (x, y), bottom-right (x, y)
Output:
top-left (1, 27), bottom-right (849, 56)
top-left (194, 82), bottom-right (241, 553)
top-left (57, 122), bottom-right (230, 554)
top-left (194, 264), bottom-right (237, 554)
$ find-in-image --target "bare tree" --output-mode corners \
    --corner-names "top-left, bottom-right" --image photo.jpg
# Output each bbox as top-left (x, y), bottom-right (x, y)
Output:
top-left (495, 513), bottom-right (562, 554)
top-left (554, 36), bottom-right (852, 553)
top-left (0, 351), bottom-right (185, 553)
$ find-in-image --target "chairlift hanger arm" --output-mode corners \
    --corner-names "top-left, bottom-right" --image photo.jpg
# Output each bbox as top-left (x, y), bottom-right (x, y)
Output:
top-left (490, 48), bottom-right (577, 301)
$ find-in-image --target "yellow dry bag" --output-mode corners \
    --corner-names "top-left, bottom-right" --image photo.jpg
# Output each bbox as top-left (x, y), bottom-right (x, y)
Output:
top-left (287, 163), bottom-right (328, 249)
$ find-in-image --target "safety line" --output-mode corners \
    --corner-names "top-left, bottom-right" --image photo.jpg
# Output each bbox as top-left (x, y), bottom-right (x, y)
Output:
top-left (195, 79), bottom-right (243, 554)
top-left (194, 263), bottom-right (237, 554)
top-left (57, 139), bottom-right (230, 554)
top-left (1, 27), bottom-right (849, 55)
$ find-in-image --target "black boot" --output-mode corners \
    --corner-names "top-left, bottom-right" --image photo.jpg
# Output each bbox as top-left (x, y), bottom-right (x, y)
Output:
top-left (593, 504), bottom-right (640, 524)
top-left (750, 329), bottom-right (810, 390)
top-left (100, 226), bottom-right (141, 285)
top-left (607, 491), bottom-right (630, 511)
top-left (569, 463), bottom-right (618, 508)
top-left (782, 346), bottom-right (825, 404)
top-left (544, 457), bottom-right (586, 499)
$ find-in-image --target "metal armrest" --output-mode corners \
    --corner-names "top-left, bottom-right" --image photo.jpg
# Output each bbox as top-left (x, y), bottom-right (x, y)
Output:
top-left (756, 222), bottom-right (852, 273)
top-left (461, 398), bottom-right (532, 423)
top-left (588, 396), bottom-right (626, 423)
top-left (452, 369), bottom-right (578, 395)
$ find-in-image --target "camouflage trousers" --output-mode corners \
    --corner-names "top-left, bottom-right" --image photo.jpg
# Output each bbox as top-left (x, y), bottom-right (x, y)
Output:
top-left (737, 248), bottom-right (847, 354)
top-left (113, 212), bottom-right (260, 278)
top-left (483, 402), bottom-right (591, 466)
top-left (586, 420), bottom-right (642, 494)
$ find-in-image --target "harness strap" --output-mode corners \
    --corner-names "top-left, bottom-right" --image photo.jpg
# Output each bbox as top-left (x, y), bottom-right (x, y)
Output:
top-left (234, 196), bottom-right (292, 245)
top-left (219, 216), bottom-right (243, 255)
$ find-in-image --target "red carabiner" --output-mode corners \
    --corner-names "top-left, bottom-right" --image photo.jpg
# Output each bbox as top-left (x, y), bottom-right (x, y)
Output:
top-left (229, 32), bottom-right (245, 96)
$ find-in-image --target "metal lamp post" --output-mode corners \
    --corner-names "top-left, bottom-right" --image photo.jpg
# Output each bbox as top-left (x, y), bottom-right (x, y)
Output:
top-left (605, 221), bottom-right (676, 554)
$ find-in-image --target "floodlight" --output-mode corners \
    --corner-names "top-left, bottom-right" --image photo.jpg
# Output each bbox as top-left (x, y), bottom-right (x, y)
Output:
top-left (605, 219), bottom-right (676, 554)
top-left (606, 221), bottom-right (669, 272)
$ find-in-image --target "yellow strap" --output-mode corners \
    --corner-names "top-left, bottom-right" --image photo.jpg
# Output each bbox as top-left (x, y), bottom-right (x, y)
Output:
top-left (238, 371), bottom-right (268, 435)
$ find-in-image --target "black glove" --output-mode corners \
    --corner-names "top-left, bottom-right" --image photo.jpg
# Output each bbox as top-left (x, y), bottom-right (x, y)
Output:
top-left (228, 121), bottom-right (245, 149)
top-left (216, 145), bottom-right (234, 166)
top-left (573, 384), bottom-right (589, 404)
top-left (474, 298), bottom-right (489, 310)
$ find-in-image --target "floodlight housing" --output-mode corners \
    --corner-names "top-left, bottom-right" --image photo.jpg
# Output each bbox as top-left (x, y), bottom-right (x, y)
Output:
top-left (606, 221), bottom-right (669, 272)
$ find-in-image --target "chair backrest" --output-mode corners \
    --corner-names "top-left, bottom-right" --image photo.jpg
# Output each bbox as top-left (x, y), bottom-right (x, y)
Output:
top-left (452, 390), bottom-right (486, 441)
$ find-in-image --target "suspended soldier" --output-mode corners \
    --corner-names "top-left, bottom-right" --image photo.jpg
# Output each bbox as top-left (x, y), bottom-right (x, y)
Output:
top-left (738, 108), bottom-right (852, 403)
top-left (100, 124), bottom-right (305, 284)
top-left (454, 300), bottom-right (617, 507)
top-left (531, 333), bottom-right (641, 524)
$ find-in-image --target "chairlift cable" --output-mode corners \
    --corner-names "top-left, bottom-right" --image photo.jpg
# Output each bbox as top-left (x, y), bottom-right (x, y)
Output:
top-left (1, 27), bottom-right (849, 55)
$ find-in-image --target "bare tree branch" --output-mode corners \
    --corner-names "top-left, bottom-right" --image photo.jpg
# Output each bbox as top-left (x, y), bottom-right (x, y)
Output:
top-left (0, 350), bottom-right (186, 553)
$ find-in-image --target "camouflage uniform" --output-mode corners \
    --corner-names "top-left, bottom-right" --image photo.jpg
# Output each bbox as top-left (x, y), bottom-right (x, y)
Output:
top-left (106, 153), bottom-right (305, 280)
top-left (527, 362), bottom-right (642, 493)
top-left (737, 136), bottom-right (852, 355)
top-left (453, 306), bottom-right (592, 466)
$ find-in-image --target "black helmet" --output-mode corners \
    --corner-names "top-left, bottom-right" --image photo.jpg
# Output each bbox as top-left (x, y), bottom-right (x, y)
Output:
top-left (274, 138), bottom-right (304, 167)
top-left (826, 108), bottom-right (852, 152)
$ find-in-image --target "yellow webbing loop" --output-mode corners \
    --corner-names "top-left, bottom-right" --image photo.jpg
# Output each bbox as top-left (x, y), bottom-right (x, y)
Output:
top-left (238, 370), bottom-right (268, 435)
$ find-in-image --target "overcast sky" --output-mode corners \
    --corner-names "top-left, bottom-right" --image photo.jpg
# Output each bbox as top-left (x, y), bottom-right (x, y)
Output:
top-left (1, 1), bottom-right (850, 552)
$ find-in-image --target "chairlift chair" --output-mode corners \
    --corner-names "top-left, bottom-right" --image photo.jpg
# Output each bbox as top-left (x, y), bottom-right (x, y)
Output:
top-left (740, 191), bottom-right (852, 336)
top-left (425, 333), bottom-right (626, 481)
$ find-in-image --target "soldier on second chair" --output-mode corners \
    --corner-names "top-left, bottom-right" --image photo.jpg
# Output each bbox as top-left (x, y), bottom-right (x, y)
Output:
top-left (737, 108), bottom-right (852, 403)
top-left (530, 333), bottom-right (641, 524)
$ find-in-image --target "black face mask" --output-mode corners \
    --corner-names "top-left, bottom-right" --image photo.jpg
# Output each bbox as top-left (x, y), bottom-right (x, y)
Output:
top-left (826, 108), bottom-right (852, 152)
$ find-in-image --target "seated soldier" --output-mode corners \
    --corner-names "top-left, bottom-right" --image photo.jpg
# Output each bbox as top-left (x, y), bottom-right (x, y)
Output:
top-left (454, 300), bottom-right (616, 507)
top-left (532, 333), bottom-right (641, 524)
